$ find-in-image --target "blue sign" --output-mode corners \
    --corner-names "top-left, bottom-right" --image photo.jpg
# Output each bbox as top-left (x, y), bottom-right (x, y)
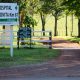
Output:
top-left (17, 27), bottom-right (31, 38)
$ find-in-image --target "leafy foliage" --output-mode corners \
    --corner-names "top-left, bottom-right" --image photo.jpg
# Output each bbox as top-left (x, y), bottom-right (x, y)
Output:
top-left (24, 15), bottom-right (37, 26)
top-left (62, 0), bottom-right (80, 17)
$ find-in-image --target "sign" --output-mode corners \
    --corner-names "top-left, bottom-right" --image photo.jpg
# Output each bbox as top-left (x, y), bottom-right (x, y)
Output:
top-left (17, 27), bottom-right (31, 38)
top-left (0, 3), bottom-right (19, 57)
top-left (0, 3), bottom-right (19, 25)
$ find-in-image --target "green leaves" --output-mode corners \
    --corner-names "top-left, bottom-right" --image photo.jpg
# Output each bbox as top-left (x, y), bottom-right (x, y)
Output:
top-left (62, 0), bottom-right (80, 17)
top-left (24, 15), bottom-right (37, 26)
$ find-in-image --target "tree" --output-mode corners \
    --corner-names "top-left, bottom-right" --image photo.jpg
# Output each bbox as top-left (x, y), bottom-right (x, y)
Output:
top-left (64, 9), bottom-right (70, 36)
top-left (38, 0), bottom-right (64, 36)
top-left (25, 0), bottom-right (39, 36)
top-left (62, 1), bottom-right (74, 36)
top-left (71, 14), bottom-right (74, 36)
top-left (42, 0), bottom-right (64, 36)
top-left (51, 0), bottom-right (64, 36)
top-left (40, 12), bottom-right (46, 36)
top-left (24, 15), bottom-right (37, 27)
top-left (65, 13), bottom-right (68, 36)
top-left (62, 0), bottom-right (80, 37)
top-left (37, 0), bottom-right (48, 36)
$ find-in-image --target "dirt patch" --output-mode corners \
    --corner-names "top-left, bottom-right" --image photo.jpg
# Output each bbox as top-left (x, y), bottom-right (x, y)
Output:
top-left (41, 37), bottom-right (80, 48)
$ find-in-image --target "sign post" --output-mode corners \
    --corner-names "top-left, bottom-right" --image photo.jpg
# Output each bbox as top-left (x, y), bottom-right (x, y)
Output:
top-left (10, 26), bottom-right (13, 57)
top-left (0, 3), bottom-right (19, 57)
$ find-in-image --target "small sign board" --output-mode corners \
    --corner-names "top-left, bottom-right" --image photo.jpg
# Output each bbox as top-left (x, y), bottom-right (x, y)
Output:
top-left (0, 3), bottom-right (19, 25)
top-left (18, 27), bottom-right (31, 38)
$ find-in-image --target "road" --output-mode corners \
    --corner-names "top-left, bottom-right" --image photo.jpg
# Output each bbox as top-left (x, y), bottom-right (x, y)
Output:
top-left (0, 77), bottom-right (80, 80)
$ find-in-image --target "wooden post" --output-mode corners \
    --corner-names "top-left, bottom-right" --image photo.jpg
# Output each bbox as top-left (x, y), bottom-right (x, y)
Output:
top-left (2, 25), bottom-right (5, 48)
top-left (49, 31), bottom-right (52, 49)
top-left (30, 28), bottom-right (32, 48)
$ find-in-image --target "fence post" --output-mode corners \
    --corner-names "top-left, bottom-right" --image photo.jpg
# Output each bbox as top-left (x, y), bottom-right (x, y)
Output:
top-left (30, 29), bottom-right (32, 48)
top-left (17, 32), bottom-right (19, 49)
top-left (49, 31), bottom-right (52, 49)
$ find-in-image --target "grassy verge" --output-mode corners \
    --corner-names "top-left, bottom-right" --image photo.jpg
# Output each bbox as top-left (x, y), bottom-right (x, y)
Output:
top-left (67, 37), bottom-right (80, 43)
top-left (0, 48), bottom-right (60, 68)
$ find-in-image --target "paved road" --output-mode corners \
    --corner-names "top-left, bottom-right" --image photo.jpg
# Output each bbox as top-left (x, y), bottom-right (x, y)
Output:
top-left (1, 77), bottom-right (80, 80)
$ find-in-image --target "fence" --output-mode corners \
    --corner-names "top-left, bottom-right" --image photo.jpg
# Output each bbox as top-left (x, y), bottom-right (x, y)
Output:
top-left (17, 30), bottom-right (52, 49)
top-left (32, 31), bottom-right (52, 49)
top-left (0, 30), bottom-right (52, 49)
top-left (0, 30), bottom-right (17, 47)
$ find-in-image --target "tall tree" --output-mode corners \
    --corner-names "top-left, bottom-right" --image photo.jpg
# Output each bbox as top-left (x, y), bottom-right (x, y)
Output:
top-left (62, 2), bottom-right (74, 36)
top-left (65, 13), bottom-right (68, 36)
top-left (25, 0), bottom-right (39, 36)
top-left (40, 12), bottom-right (46, 36)
top-left (39, 0), bottom-right (64, 36)
top-left (71, 14), bottom-right (74, 36)
top-left (64, 10), bottom-right (70, 36)
top-left (63, 0), bottom-right (80, 37)
top-left (51, 0), bottom-right (64, 36)
top-left (37, 0), bottom-right (48, 36)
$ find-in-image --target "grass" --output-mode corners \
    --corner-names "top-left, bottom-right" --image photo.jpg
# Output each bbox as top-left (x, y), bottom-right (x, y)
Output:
top-left (67, 37), bottom-right (80, 43)
top-left (0, 48), bottom-right (60, 68)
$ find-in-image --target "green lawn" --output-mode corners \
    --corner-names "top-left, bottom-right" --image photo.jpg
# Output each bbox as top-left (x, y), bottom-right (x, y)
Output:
top-left (0, 48), bottom-right (60, 68)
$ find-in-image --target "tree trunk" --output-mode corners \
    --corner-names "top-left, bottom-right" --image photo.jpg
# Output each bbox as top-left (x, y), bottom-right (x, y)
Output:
top-left (54, 16), bottom-right (58, 36)
top-left (19, 11), bottom-right (25, 46)
top-left (32, 24), bottom-right (34, 36)
top-left (65, 14), bottom-right (68, 36)
top-left (40, 12), bottom-right (45, 36)
top-left (20, 11), bottom-right (25, 28)
top-left (78, 18), bottom-right (80, 37)
top-left (71, 14), bottom-right (73, 36)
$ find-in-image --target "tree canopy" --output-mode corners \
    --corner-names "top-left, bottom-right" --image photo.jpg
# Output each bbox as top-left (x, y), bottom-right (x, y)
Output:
top-left (63, 0), bottom-right (80, 17)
